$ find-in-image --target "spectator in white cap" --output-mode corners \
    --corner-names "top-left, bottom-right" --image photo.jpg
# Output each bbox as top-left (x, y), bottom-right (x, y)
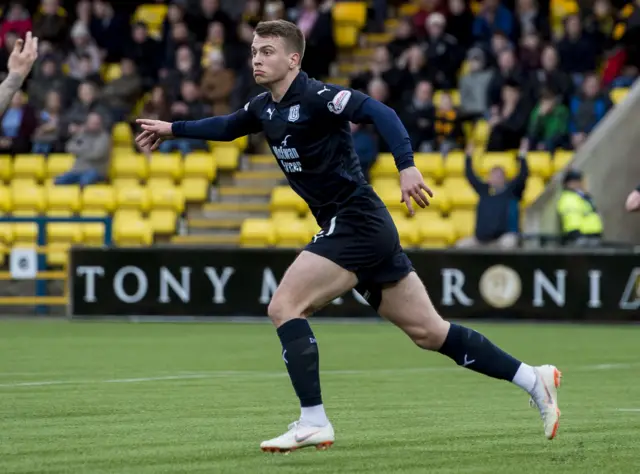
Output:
top-left (67, 21), bottom-right (101, 80)
top-left (424, 12), bottom-right (463, 89)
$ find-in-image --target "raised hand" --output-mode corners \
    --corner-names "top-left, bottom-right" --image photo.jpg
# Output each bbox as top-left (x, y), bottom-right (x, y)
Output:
top-left (135, 119), bottom-right (174, 151)
top-left (8, 31), bottom-right (38, 79)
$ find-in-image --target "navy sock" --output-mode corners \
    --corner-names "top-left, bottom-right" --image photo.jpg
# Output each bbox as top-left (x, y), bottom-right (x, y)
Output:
top-left (276, 318), bottom-right (322, 407)
top-left (438, 323), bottom-right (521, 381)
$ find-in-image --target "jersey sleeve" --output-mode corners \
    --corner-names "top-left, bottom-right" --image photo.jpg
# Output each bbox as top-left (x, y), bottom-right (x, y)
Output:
top-left (309, 83), bottom-right (370, 121)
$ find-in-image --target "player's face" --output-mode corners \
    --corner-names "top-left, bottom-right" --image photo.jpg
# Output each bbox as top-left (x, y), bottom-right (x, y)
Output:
top-left (251, 35), bottom-right (297, 85)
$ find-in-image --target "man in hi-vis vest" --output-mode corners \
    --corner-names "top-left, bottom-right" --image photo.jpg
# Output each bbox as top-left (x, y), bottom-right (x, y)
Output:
top-left (556, 169), bottom-right (603, 246)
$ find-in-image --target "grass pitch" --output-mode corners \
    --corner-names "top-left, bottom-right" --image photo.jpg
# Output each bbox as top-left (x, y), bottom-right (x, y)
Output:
top-left (1, 320), bottom-right (639, 473)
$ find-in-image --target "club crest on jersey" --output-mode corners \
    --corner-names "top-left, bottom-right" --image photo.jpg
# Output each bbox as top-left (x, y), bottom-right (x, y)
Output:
top-left (328, 90), bottom-right (351, 115)
top-left (288, 104), bottom-right (300, 122)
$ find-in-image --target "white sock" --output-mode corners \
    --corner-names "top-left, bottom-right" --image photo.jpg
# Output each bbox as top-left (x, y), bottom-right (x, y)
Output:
top-left (512, 363), bottom-right (537, 394)
top-left (300, 404), bottom-right (329, 427)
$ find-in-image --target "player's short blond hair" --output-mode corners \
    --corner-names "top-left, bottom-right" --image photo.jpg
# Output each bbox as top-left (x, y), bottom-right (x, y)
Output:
top-left (255, 20), bottom-right (306, 60)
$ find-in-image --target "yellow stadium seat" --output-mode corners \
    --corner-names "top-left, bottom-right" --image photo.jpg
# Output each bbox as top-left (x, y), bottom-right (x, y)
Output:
top-left (46, 242), bottom-right (70, 267)
top-left (444, 177), bottom-right (478, 209)
top-left (414, 153), bottom-right (445, 181)
top-left (425, 185), bottom-right (450, 214)
top-left (391, 215), bottom-right (419, 248)
top-left (526, 151), bottom-right (552, 180)
top-left (275, 219), bottom-right (311, 248)
top-left (450, 209), bottom-right (476, 239)
top-left (47, 223), bottom-right (82, 244)
top-left (375, 185), bottom-right (405, 213)
top-left (399, 3), bottom-right (419, 15)
top-left (0, 154), bottom-right (12, 182)
top-left (434, 90), bottom-right (461, 107)
top-left (47, 185), bottom-right (81, 215)
top-left (112, 178), bottom-right (140, 189)
top-left (117, 186), bottom-right (150, 212)
top-left (111, 153), bottom-right (148, 180)
top-left (184, 152), bottom-right (217, 181)
top-left (181, 177), bottom-right (209, 202)
top-left (270, 186), bottom-right (307, 214)
top-left (418, 217), bottom-right (457, 248)
top-left (13, 154), bottom-right (45, 181)
top-left (371, 177), bottom-right (399, 192)
top-left (149, 185), bottom-right (185, 213)
top-left (554, 150), bottom-right (573, 173)
top-left (12, 185), bottom-right (46, 216)
top-left (271, 210), bottom-right (300, 223)
top-left (47, 153), bottom-right (75, 178)
top-left (333, 2), bottom-right (367, 27)
top-left (133, 4), bottom-right (168, 35)
top-left (240, 218), bottom-right (276, 247)
top-left (114, 217), bottom-right (153, 246)
top-left (610, 88), bottom-right (629, 105)
top-left (13, 223), bottom-right (37, 242)
top-left (334, 25), bottom-right (359, 48)
top-left (473, 120), bottom-right (490, 146)
top-left (82, 222), bottom-right (106, 245)
top-left (215, 146), bottom-right (240, 171)
top-left (149, 152), bottom-right (183, 181)
top-left (369, 153), bottom-right (396, 178)
top-left (522, 176), bottom-right (546, 207)
top-left (103, 63), bottom-right (121, 82)
top-left (148, 209), bottom-right (178, 234)
top-left (112, 122), bottom-right (133, 147)
top-left (481, 152), bottom-right (517, 178)
top-left (0, 223), bottom-right (14, 243)
top-left (82, 185), bottom-right (116, 215)
top-left (443, 151), bottom-right (466, 176)
top-left (0, 186), bottom-right (11, 213)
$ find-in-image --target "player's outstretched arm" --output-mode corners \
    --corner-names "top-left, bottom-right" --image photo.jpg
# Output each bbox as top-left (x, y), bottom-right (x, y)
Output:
top-left (0, 32), bottom-right (38, 116)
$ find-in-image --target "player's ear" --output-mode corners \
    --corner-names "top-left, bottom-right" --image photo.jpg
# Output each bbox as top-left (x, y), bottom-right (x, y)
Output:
top-left (289, 52), bottom-right (300, 70)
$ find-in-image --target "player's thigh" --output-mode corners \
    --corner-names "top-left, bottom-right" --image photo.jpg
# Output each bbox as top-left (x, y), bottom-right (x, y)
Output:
top-left (377, 272), bottom-right (450, 350)
top-left (268, 250), bottom-right (358, 327)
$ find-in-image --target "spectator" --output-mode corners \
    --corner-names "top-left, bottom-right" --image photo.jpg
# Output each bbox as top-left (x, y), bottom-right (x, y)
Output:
top-left (90, 0), bottom-right (128, 63)
top-left (63, 81), bottom-right (112, 137)
top-left (202, 21), bottom-right (247, 72)
top-left (56, 112), bottom-right (111, 187)
top-left (140, 86), bottom-right (171, 123)
top-left (241, 0), bottom-right (262, 29)
top-left (527, 87), bottom-right (569, 151)
top-left (263, 1), bottom-right (286, 21)
top-left (457, 141), bottom-right (529, 249)
top-left (187, 0), bottom-right (235, 43)
top-left (350, 122), bottom-right (378, 182)
top-left (423, 13), bottom-right (462, 89)
top-left (584, 0), bottom-right (615, 47)
top-left (569, 73), bottom-right (612, 149)
top-left (473, 0), bottom-right (516, 45)
top-left (398, 45), bottom-right (434, 97)
top-left (162, 3), bottom-right (186, 52)
top-left (413, 0), bottom-right (448, 38)
top-left (487, 78), bottom-right (531, 151)
top-left (399, 80), bottom-right (436, 151)
top-left (0, 3), bottom-right (32, 49)
top-left (434, 92), bottom-right (464, 154)
top-left (163, 45), bottom-right (201, 101)
top-left (27, 55), bottom-right (71, 111)
top-left (490, 31), bottom-right (514, 61)
top-left (519, 31), bottom-right (542, 72)
top-left (201, 51), bottom-right (235, 116)
top-left (0, 91), bottom-right (37, 154)
top-left (75, 0), bottom-right (92, 27)
top-left (387, 17), bottom-right (417, 59)
top-left (534, 45), bottom-right (573, 104)
top-left (487, 49), bottom-right (530, 109)
top-left (67, 53), bottom-right (103, 97)
top-left (610, 65), bottom-right (639, 88)
top-left (556, 15), bottom-right (598, 80)
top-left (32, 0), bottom-right (67, 47)
top-left (298, 0), bottom-right (336, 81)
top-left (101, 57), bottom-right (142, 122)
top-left (557, 169), bottom-right (603, 246)
top-left (514, 0), bottom-right (550, 40)
top-left (446, 0), bottom-right (474, 48)
top-left (230, 56), bottom-right (266, 109)
top-left (350, 46), bottom-right (406, 104)
top-left (164, 21), bottom-right (198, 71)
top-left (32, 90), bottom-right (63, 155)
top-left (0, 30), bottom-right (18, 81)
top-left (129, 22), bottom-right (162, 90)
top-left (67, 22), bottom-right (102, 80)
top-left (459, 47), bottom-right (493, 119)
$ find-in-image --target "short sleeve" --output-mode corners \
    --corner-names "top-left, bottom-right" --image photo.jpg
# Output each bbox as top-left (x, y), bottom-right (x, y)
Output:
top-left (309, 83), bottom-right (369, 122)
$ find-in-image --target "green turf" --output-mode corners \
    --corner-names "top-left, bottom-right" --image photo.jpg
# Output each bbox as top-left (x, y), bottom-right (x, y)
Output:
top-left (0, 320), bottom-right (639, 473)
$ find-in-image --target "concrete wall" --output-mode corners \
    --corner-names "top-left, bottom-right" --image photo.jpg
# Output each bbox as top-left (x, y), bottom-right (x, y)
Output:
top-left (524, 82), bottom-right (640, 245)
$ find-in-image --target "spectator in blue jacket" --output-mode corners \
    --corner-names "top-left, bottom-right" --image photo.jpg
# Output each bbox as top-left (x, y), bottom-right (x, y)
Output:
top-left (350, 122), bottom-right (379, 183)
top-left (473, 0), bottom-right (516, 45)
top-left (569, 73), bottom-right (612, 149)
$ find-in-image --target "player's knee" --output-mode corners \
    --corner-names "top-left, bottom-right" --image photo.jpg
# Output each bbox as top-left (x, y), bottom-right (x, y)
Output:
top-left (267, 295), bottom-right (302, 327)
top-left (410, 318), bottom-right (449, 351)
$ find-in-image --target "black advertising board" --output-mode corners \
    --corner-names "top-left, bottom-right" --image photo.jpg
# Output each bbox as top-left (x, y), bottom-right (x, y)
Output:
top-left (69, 247), bottom-right (640, 321)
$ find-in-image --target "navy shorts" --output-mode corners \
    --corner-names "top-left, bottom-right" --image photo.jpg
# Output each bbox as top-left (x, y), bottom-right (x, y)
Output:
top-left (304, 204), bottom-right (413, 310)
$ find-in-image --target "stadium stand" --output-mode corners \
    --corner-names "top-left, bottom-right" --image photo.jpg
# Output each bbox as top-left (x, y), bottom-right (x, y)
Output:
top-left (0, 0), bottom-right (636, 265)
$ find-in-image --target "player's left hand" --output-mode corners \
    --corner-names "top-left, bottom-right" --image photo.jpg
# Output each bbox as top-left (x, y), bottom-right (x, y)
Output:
top-left (400, 166), bottom-right (433, 216)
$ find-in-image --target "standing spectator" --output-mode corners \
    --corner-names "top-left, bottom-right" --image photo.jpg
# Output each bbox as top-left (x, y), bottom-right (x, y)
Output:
top-left (0, 91), bottom-right (36, 154)
top-left (298, 0), bottom-right (336, 80)
top-left (27, 55), bottom-right (71, 111)
top-left (55, 112), bottom-right (111, 187)
top-left (163, 45), bottom-right (201, 101)
top-left (446, 0), bottom-right (474, 48)
top-left (100, 57), bottom-right (142, 122)
top-left (129, 22), bottom-right (163, 90)
top-left (32, 0), bottom-right (68, 47)
top-left (527, 87), bottom-right (569, 151)
top-left (487, 79), bottom-right (531, 151)
top-left (534, 45), bottom-right (573, 104)
top-left (473, 0), bottom-right (516, 45)
top-left (350, 46), bottom-right (406, 104)
top-left (434, 92), bottom-right (463, 154)
top-left (350, 122), bottom-right (378, 182)
top-left (387, 17), bottom-right (417, 58)
top-left (67, 22), bottom-right (102, 81)
top-left (423, 13), bottom-right (462, 89)
top-left (569, 73), bottom-right (612, 149)
top-left (201, 51), bottom-right (235, 116)
top-left (556, 15), bottom-right (599, 81)
top-left (399, 80), bottom-right (436, 151)
top-left (514, 0), bottom-right (550, 39)
top-left (459, 47), bottom-right (493, 119)
top-left (90, 0), bottom-right (128, 63)
top-left (457, 141), bottom-right (529, 248)
top-left (398, 45), bottom-right (434, 95)
top-left (32, 90), bottom-right (64, 155)
top-left (0, 3), bottom-right (32, 49)
top-left (63, 81), bottom-right (112, 137)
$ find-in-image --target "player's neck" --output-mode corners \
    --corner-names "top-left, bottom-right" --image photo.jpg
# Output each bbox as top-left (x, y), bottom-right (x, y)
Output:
top-left (268, 69), bottom-right (301, 103)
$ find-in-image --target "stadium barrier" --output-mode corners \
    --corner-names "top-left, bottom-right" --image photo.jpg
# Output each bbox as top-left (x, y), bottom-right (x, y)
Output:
top-left (69, 247), bottom-right (640, 321)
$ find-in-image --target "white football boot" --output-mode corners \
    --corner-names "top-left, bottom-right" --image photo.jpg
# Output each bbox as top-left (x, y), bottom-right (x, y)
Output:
top-left (260, 421), bottom-right (334, 453)
top-left (529, 364), bottom-right (563, 440)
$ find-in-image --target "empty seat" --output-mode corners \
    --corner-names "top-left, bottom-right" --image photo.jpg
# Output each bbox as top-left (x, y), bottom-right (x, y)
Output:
top-left (110, 153), bottom-right (148, 180)
top-left (82, 185), bottom-right (116, 215)
top-left (46, 242), bottom-right (70, 267)
top-left (270, 186), bottom-right (307, 214)
top-left (334, 24), bottom-right (359, 48)
top-left (47, 153), bottom-right (75, 178)
top-left (450, 209), bottom-right (476, 239)
top-left (148, 209), bottom-right (178, 234)
top-left (149, 185), bottom-right (185, 213)
top-left (112, 122), bottom-right (133, 147)
top-left (12, 185), bottom-right (46, 216)
top-left (522, 176), bottom-right (546, 207)
top-left (181, 177), bottom-right (209, 202)
top-left (0, 223), bottom-right (14, 244)
top-left (473, 120), bottom-right (490, 146)
top-left (184, 152), bottom-right (217, 181)
top-left (275, 218), bottom-right (311, 248)
top-left (112, 178), bottom-right (140, 189)
top-left (47, 223), bottom-right (82, 244)
top-left (240, 218), bottom-right (276, 247)
top-left (371, 177), bottom-right (399, 192)
top-left (526, 151), bottom-right (552, 180)
top-left (554, 150), bottom-right (573, 173)
top-left (103, 63), bottom-right (121, 82)
top-left (82, 222), bottom-right (107, 246)
top-left (271, 210), bottom-right (300, 223)
top-left (611, 88), bottom-right (629, 105)
top-left (444, 177), bottom-right (478, 209)
top-left (114, 217), bottom-right (153, 246)
top-left (481, 152), bottom-right (517, 178)
top-left (332, 2), bottom-right (367, 27)
top-left (375, 185), bottom-right (405, 212)
top-left (47, 186), bottom-right (81, 216)
top-left (0, 186), bottom-right (11, 213)
top-left (0, 154), bottom-right (12, 182)
top-left (149, 152), bottom-right (183, 181)
top-left (214, 146), bottom-right (240, 171)
top-left (443, 151), bottom-right (466, 176)
top-left (13, 223), bottom-right (38, 243)
top-left (369, 154), bottom-right (396, 178)
top-left (426, 185), bottom-right (450, 214)
top-left (414, 153), bottom-right (445, 181)
top-left (132, 4), bottom-right (168, 35)
top-left (13, 154), bottom-right (45, 181)
top-left (117, 186), bottom-right (150, 212)
top-left (390, 215), bottom-right (419, 248)
top-left (418, 218), bottom-right (457, 248)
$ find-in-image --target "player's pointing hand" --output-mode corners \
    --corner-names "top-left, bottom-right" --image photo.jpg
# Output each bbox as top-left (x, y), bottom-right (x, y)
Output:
top-left (135, 119), bottom-right (173, 151)
top-left (400, 166), bottom-right (434, 216)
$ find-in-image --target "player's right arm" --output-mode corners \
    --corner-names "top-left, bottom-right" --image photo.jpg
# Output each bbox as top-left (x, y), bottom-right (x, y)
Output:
top-left (136, 99), bottom-right (263, 151)
top-left (0, 32), bottom-right (38, 116)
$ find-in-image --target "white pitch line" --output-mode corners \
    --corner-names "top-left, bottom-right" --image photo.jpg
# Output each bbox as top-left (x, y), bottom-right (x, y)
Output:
top-left (0, 362), bottom-right (638, 390)
top-left (615, 408), bottom-right (640, 412)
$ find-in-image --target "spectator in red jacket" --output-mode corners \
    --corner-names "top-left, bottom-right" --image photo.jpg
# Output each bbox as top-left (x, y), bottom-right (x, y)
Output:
top-left (0, 3), bottom-right (32, 49)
